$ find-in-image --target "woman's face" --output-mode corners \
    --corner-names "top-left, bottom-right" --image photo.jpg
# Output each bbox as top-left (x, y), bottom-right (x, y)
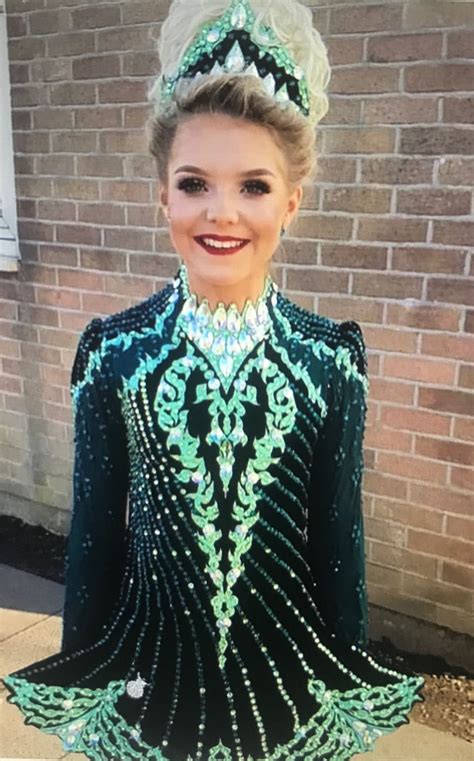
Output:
top-left (160, 113), bottom-right (303, 299)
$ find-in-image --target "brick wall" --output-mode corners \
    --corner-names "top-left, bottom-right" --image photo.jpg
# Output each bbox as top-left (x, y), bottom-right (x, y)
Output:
top-left (1, 0), bottom-right (473, 656)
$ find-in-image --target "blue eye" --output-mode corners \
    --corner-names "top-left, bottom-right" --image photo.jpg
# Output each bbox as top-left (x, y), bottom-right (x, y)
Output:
top-left (176, 177), bottom-right (271, 195)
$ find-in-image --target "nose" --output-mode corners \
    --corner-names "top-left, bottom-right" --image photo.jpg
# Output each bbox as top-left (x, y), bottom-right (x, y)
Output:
top-left (205, 191), bottom-right (239, 225)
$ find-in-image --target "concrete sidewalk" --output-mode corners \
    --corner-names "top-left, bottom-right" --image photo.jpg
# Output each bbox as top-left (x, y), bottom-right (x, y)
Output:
top-left (0, 564), bottom-right (471, 761)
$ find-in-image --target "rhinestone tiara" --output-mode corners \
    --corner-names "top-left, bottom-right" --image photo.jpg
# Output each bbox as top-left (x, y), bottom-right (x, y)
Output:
top-left (159, 0), bottom-right (311, 118)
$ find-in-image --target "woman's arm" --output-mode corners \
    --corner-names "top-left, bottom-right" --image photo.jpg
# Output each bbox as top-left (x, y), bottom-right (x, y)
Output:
top-left (308, 321), bottom-right (369, 649)
top-left (61, 318), bottom-right (129, 652)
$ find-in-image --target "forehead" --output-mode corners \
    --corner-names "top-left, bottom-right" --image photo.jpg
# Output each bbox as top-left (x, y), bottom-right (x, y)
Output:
top-left (170, 113), bottom-right (287, 178)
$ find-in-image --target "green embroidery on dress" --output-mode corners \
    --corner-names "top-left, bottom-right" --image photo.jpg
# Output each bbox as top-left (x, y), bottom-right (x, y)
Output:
top-left (154, 340), bottom-right (297, 669)
top-left (3, 670), bottom-right (424, 761)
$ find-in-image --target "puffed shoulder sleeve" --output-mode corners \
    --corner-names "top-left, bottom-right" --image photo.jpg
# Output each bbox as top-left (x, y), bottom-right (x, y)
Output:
top-left (308, 320), bottom-right (369, 649)
top-left (61, 318), bottom-right (129, 652)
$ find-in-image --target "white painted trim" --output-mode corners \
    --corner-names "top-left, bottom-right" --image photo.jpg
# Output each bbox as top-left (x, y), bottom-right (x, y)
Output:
top-left (0, 4), bottom-right (20, 271)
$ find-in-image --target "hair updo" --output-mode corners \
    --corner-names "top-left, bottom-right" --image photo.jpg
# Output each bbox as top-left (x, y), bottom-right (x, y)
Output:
top-left (148, 0), bottom-right (331, 192)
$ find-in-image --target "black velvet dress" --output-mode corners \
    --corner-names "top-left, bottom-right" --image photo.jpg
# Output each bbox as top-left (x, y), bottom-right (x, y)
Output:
top-left (3, 262), bottom-right (424, 760)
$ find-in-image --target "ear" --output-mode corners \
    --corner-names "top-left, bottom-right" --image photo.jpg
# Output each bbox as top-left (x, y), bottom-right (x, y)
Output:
top-left (159, 182), bottom-right (169, 217)
top-left (286, 184), bottom-right (304, 227)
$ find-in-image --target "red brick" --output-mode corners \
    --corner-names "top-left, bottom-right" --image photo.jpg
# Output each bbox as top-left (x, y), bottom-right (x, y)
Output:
top-left (38, 200), bottom-right (76, 222)
top-left (328, 36), bottom-right (364, 66)
top-left (418, 387), bottom-right (472, 416)
top-left (36, 155), bottom-right (74, 176)
top-left (397, 189), bottom-right (471, 216)
top-left (73, 55), bottom-right (121, 80)
top-left (40, 245), bottom-right (78, 267)
top-left (122, 51), bottom-right (159, 77)
top-left (400, 127), bottom-right (474, 156)
top-left (72, 5), bottom-right (121, 29)
top-left (129, 255), bottom-right (180, 279)
top-left (286, 268), bottom-right (349, 295)
top-left (391, 247), bottom-right (466, 277)
top-left (98, 80), bottom-right (148, 105)
top-left (78, 203), bottom-right (125, 226)
top-left (368, 32), bottom-right (442, 63)
top-left (364, 470), bottom-right (408, 500)
top-left (384, 356), bottom-right (456, 385)
top-left (56, 225), bottom-right (101, 247)
top-left (104, 228), bottom-right (154, 252)
top-left (416, 436), bottom-right (473, 467)
top-left (365, 326), bottom-right (418, 354)
top-left (318, 296), bottom-right (384, 324)
top-left (443, 96), bottom-right (474, 125)
top-left (330, 3), bottom-right (402, 34)
top-left (405, 2), bottom-right (474, 30)
top-left (453, 417), bottom-right (474, 444)
top-left (403, 573), bottom-right (471, 610)
top-left (466, 311), bottom-right (474, 333)
top-left (447, 30), bottom-right (474, 59)
top-left (17, 220), bottom-right (54, 244)
top-left (50, 83), bottom-right (96, 106)
top-left (101, 181), bottom-right (150, 204)
top-left (438, 158), bottom-right (474, 186)
top-left (11, 85), bottom-right (46, 108)
top-left (58, 269), bottom-right (104, 291)
top-left (433, 220), bottom-right (474, 247)
top-left (441, 561), bottom-right (474, 590)
top-left (97, 27), bottom-right (155, 53)
top-left (316, 157), bottom-right (357, 184)
top-left (320, 244), bottom-right (387, 270)
top-left (8, 37), bottom-right (45, 60)
top-left (18, 263), bottom-right (56, 286)
top-left (103, 275), bottom-right (151, 299)
top-left (53, 179), bottom-right (99, 201)
top-left (12, 111), bottom-right (32, 131)
top-left (291, 214), bottom-right (353, 241)
top-left (80, 249), bottom-right (127, 273)
top-left (126, 206), bottom-right (157, 229)
top-left (324, 127), bottom-right (395, 154)
top-left (36, 287), bottom-right (81, 310)
top-left (321, 99), bottom-right (362, 127)
top-left (374, 498), bottom-right (444, 533)
top-left (365, 425), bottom-right (413, 453)
top-left (408, 529), bottom-right (472, 566)
top-left (458, 364), bottom-right (474, 390)
top-left (52, 132), bottom-right (97, 154)
top-left (450, 466), bottom-right (473, 491)
top-left (124, 105), bottom-right (153, 128)
top-left (445, 516), bottom-right (474, 543)
top-left (34, 108), bottom-right (74, 130)
top-left (14, 132), bottom-right (50, 154)
top-left (405, 63), bottom-right (474, 93)
top-left (353, 273), bottom-right (423, 299)
top-left (427, 278), bottom-right (474, 307)
top-left (121, 0), bottom-right (169, 24)
top-left (410, 483), bottom-right (471, 515)
top-left (363, 96), bottom-right (438, 125)
top-left (331, 66), bottom-right (399, 95)
top-left (81, 293), bottom-right (131, 315)
top-left (7, 14), bottom-right (27, 37)
top-left (357, 217), bottom-right (428, 243)
top-left (365, 516), bottom-right (407, 547)
top-left (77, 156), bottom-right (123, 178)
top-left (48, 32), bottom-right (96, 58)
top-left (387, 303), bottom-right (461, 332)
top-left (75, 107), bottom-right (122, 129)
top-left (100, 130), bottom-right (150, 154)
top-left (323, 186), bottom-right (391, 214)
top-left (378, 452), bottom-right (448, 484)
top-left (422, 334), bottom-right (474, 362)
top-left (381, 406), bottom-right (451, 437)
top-left (371, 541), bottom-right (438, 578)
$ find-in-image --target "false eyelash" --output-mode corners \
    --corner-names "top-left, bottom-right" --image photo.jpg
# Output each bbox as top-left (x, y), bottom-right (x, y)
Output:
top-left (176, 177), bottom-right (271, 195)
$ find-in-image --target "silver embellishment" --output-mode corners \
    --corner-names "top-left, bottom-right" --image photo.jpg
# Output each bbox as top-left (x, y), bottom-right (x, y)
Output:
top-left (125, 673), bottom-right (148, 699)
top-left (224, 41), bottom-right (245, 73)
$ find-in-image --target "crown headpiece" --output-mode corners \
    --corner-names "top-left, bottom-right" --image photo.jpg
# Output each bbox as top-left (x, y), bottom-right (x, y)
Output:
top-left (159, 0), bottom-right (310, 119)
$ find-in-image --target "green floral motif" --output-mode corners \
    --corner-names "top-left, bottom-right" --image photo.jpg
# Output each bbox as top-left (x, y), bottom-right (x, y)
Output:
top-left (3, 671), bottom-right (424, 761)
top-left (154, 341), bottom-right (297, 669)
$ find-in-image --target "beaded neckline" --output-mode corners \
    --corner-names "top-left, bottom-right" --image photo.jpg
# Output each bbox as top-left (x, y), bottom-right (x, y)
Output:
top-left (172, 262), bottom-right (278, 389)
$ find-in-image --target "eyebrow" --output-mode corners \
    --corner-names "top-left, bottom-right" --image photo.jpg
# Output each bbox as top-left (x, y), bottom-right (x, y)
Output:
top-left (174, 165), bottom-right (277, 178)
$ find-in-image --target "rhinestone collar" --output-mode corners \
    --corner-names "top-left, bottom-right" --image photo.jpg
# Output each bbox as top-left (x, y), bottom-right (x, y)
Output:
top-left (172, 262), bottom-right (278, 387)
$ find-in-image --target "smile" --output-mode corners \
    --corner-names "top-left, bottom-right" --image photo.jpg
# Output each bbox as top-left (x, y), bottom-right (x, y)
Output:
top-left (194, 236), bottom-right (250, 255)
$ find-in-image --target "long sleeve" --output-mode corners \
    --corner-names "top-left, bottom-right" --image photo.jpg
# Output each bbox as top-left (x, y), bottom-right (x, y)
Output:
top-left (308, 321), bottom-right (369, 649)
top-left (61, 318), bottom-right (129, 652)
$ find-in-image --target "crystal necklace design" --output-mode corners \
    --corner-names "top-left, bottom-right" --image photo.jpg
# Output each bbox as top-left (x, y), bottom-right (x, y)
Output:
top-left (174, 262), bottom-right (278, 389)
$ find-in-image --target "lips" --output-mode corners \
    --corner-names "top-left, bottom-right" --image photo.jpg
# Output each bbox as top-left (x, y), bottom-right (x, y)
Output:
top-left (194, 235), bottom-right (250, 256)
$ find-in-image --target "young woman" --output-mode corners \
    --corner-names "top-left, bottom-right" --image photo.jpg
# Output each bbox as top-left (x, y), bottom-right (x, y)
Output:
top-left (3, 1), bottom-right (425, 758)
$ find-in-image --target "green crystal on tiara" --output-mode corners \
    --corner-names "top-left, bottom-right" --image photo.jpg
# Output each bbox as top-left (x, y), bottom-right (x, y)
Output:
top-left (159, 0), bottom-right (310, 118)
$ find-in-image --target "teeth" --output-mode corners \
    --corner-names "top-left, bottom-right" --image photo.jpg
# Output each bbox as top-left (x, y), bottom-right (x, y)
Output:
top-left (201, 238), bottom-right (245, 249)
